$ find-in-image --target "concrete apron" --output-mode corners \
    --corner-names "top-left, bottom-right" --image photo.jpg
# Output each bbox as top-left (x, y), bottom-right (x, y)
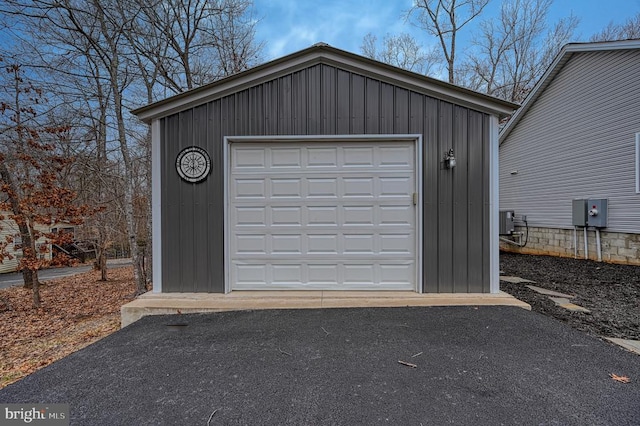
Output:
top-left (121, 291), bottom-right (530, 328)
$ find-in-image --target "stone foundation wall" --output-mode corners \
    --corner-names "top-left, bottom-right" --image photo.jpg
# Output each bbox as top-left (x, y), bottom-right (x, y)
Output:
top-left (499, 226), bottom-right (640, 265)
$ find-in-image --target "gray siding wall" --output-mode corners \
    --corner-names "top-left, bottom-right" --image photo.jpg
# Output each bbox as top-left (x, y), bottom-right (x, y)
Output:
top-left (500, 49), bottom-right (640, 233)
top-left (161, 64), bottom-right (491, 293)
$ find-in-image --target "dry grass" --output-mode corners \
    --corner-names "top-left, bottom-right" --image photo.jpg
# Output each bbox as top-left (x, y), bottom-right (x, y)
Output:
top-left (0, 266), bottom-right (136, 389)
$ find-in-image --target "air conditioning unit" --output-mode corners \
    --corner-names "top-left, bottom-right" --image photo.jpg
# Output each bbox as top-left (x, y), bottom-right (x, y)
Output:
top-left (499, 210), bottom-right (515, 235)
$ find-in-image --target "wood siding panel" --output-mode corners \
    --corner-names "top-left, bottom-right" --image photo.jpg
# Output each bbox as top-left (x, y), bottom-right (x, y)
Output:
top-left (160, 64), bottom-right (492, 292)
top-left (501, 49), bottom-right (640, 234)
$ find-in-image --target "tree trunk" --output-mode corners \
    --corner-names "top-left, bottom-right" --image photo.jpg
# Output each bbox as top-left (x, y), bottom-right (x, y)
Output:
top-left (0, 161), bottom-right (41, 306)
top-left (100, 251), bottom-right (107, 281)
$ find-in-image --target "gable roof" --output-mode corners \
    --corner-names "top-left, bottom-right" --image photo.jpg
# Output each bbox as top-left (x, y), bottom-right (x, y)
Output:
top-left (132, 43), bottom-right (518, 123)
top-left (499, 39), bottom-right (640, 143)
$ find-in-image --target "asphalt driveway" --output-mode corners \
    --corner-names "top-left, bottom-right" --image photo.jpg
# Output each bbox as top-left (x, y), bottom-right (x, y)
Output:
top-left (1, 306), bottom-right (638, 425)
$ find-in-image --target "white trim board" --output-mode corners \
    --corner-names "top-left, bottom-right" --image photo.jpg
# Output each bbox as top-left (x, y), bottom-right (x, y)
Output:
top-left (151, 119), bottom-right (162, 293)
top-left (490, 116), bottom-right (500, 294)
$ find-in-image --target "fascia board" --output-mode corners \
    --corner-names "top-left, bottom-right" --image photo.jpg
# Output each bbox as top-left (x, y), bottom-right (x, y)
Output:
top-left (317, 52), bottom-right (518, 117)
top-left (133, 46), bottom-right (518, 123)
top-left (500, 39), bottom-right (640, 144)
top-left (132, 54), bottom-right (323, 123)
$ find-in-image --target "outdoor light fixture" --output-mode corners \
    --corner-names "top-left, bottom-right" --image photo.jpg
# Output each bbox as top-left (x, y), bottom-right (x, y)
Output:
top-left (444, 148), bottom-right (456, 169)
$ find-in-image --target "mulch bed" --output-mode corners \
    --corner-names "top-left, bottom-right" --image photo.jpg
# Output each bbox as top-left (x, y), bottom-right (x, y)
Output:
top-left (500, 252), bottom-right (640, 340)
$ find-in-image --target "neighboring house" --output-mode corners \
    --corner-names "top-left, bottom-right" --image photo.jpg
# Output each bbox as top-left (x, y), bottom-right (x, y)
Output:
top-left (0, 212), bottom-right (53, 273)
top-left (133, 43), bottom-right (517, 294)
top-left (499, 40), bottom-right (640, 265)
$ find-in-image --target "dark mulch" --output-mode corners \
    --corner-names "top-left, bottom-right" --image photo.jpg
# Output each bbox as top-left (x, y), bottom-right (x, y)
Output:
top-left (500, 252), bottom-right (640, 340)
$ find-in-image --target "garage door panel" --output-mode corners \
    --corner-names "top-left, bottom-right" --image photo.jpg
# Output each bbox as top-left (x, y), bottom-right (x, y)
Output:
top-left (307, 235), bottom-right (338, 254)
top-left (233, 148), bottom-right (266, 169)
top-left (379, 146), bottom-right (413, 167)
top-left (380, 177), bottom-right (413, 197)
top-left (343, 234), bottom-right (375, 254)
top-left (235, 264), bottom-right (267, 284)
top-left (271, 206), bottom-right (302, 226)
top-left (307, 178), bottom-right (338, 197)
top-left (343, 206), bottom-right (374, 225)
top-left (342, 178), bottom-right (375, 197)
top-left (236, 234), bottom-right (267, 254)
top-left (229, 140), bottom-right (416, 290)
top-left (270, 147), bottom-right (302, 168)
top-left (234, 207), bottom-right (266, 226)
top-left (234, 179), bottom-right (266, 199)
top-left (272, 235), bottom-right (302, 254)
top-left (308, 265), bottom-right (338, 283)
top-left (380, 233), bottom-right (414, 253)
top-left (380, 205), bottom-right (413, 226)
top-left (270, 178), bottom-right (302, 198)
top-left (232, 260), bottom-right (416, 290)
top-left (307, 206), bottom-right (338, 226)
top-left (307, 147), bottom-right (338, 167)
top-left (344, 264), bottom-right (375, 283)
top-left (272, 264), bottom-right (302, 283)
top-left (380, 264), bottom-right (413, 283)
top-left (343, 147), bottom-right (374, 167)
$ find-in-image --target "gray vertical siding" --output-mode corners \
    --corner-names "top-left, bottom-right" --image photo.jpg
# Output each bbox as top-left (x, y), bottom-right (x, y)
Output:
top-left (500, 49), bottom-right (640, 234)
top-left (161, 63), bottom-right (492, 293)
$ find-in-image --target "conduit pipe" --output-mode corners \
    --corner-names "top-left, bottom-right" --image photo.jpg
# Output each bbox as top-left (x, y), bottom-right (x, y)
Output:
top-left (573, 226), bottom-right (578, 259)
top-left (595, 228), bottom-right (602, 262)
top-left (583, 227), bottom-right (588, 260)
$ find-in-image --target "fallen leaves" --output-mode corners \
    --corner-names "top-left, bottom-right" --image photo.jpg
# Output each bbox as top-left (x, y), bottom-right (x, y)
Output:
top-left (609, 373), bottom-right (631, 384)
top-left (0, 266), bottom-right (135, 389)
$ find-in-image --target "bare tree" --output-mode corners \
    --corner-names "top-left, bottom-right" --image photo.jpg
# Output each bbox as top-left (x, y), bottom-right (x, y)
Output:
top-left (409, 0), bottom-right (489, 83)
top-left (590, 12), bottom-right (640, 42)
top-left (128, 0), bottom-right (263, 96)
top-left (462, 0), bottom-right (578, 102)
top-left (1, 0), bottom-right (263, 295)
top-left (0, 64), bottom-right (94, 306)
top-left (360, 32), bottom-right (439, 75)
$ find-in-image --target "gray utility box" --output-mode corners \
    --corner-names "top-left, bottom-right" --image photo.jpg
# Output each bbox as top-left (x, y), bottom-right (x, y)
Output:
top-left (499, 210), bottom-right (515, 235)
top-left (572, 199), bottom-right (588, 226)
top-left (587, 198), bottom-right (608, 228)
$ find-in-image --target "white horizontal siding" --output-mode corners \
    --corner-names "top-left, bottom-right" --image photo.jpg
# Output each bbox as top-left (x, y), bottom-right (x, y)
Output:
top-left (0, 216), bottom-right (21, 273)
top-left (0, 214), bottom-right (54, 274)
top-left (500, 49), bottom-right (640, 234)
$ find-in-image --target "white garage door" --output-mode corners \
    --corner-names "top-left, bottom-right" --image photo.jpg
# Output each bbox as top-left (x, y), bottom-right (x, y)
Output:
top-left (228, 140), bottom-right (417, 290)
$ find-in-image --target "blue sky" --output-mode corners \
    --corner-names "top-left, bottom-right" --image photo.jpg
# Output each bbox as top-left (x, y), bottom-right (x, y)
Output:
top-left (254, 0), bottom-right (640, 60)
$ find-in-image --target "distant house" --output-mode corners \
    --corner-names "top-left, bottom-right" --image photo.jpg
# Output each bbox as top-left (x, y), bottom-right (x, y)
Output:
top-left (499, 40), bottom-right (640, 265)
top-left (0, 212), bottom-right (53, 273)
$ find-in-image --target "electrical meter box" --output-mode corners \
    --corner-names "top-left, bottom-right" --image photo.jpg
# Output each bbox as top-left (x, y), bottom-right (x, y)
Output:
top-left (499, 210), bottom-right (515, 235)
top-left (572, 199), bottom-right (587, 226)
top-left (587, 198), bottom-right (608, 228)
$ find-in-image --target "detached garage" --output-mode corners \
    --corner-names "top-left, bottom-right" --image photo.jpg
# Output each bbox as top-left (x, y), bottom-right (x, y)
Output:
top-left (132, 43), bottom-right (517, 294)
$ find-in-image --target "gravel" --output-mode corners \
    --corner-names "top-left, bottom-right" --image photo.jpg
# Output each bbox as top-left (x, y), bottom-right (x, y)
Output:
top-left (499, 252), bottom-right (640, 340)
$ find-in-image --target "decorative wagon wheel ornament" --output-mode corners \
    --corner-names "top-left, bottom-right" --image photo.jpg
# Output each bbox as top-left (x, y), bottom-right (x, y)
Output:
top-left (176, 146), bottom-right (211, 183)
